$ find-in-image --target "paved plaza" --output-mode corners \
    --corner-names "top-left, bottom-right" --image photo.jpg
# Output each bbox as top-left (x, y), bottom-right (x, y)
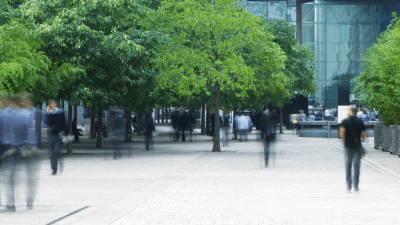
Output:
top-left (1, 127), bottom-right (400, 225)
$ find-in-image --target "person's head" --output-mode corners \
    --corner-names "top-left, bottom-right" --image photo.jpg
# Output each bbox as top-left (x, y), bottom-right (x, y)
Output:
top-left (48, 99), bottom-right (57, 110)
top-left (348, 105), bottom-right (358, 116)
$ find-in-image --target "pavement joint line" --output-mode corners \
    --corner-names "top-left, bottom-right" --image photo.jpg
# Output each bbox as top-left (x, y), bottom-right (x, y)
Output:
top-left (46, 206), bottom-right (90, 225)
top-left (327, 139), bottom-right (400, 183)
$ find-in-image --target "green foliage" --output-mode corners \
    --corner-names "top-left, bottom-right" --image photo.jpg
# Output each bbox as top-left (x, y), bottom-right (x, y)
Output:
top-left (0, 20), bottom-right (51, 95)
top-left (150, 0), bottom-right (287, 104)
top-left (22, 0), bottom-right (158, 110)
top-left (352, 12), bottom-right (400, 125)
top-left (261, 19), bottom-right (317, 107)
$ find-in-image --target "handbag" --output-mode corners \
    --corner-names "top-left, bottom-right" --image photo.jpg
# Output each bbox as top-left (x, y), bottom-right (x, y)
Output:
top-left (348, 122), bottom-right (366, 156)
top-left (59, 131), bottom-right (74, 144)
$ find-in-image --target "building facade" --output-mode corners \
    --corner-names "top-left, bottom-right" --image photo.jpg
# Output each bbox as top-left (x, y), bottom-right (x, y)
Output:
top-left (242, 0), bottom-right (400, 109)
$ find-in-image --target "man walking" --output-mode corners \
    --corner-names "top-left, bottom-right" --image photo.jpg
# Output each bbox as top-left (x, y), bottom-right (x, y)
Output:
top-left (44, 100), bottom-right (67, 175)
top-left (142, 110), bottom-right (155, 151)
top-left (339, 105), bottom-right (366, 191)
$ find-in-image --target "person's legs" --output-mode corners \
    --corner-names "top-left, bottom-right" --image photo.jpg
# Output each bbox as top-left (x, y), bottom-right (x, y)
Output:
top-left (145, 134), bottom-right (150, 151)
top-left (353, 151), bottom-right (361, 190)
top-left (3, 152), bottom-right (18, 210)
top-left (264, 139), bottom-right (270, 167)
top-left (344, 148), bottom-right (353, 190)
top-left (74, 132), bottom-right (79, 142)
top-left (23, 150), bottom-right (40, 209)
top-left (182, 125), bottom-right (186, 142)
top-left (50, 135), bottom-right (61, 174)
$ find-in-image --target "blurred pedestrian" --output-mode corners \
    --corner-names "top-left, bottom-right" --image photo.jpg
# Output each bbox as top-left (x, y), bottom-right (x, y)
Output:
top-left (296, 110), bottom-right (307, 134)
top-left (44, 99), bottom-right (68, 175)
top-left (260, 109), bottom-right (276, 167)
top-left (361, 109), bottom-right (370, 126)
top-left (172, 110), bottom-right (180, 142)
top-left (234, 111), bottom-right (252, 142)
top-left (339, 105), bottom-right (366, 192)
top-left (187, 110), bottom-right (196, 142)
top-left (221, 110), bottom-right (230, 146)
top-left (132, 116), bottom-right (138, 132)
top-left (178, 110), bottom-right (187, 142)
top-left (0, 93), bottom-right (41, 212)
top-left (142, 110), bottom-right (155, 151)
top-left (72, 118), bottom-right (83, 143)
top-left (110, 113), bottom-right (124, 159)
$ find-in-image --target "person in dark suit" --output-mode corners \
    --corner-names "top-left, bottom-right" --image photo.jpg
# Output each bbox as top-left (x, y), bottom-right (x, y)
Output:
top-left (72, 118), bottom-right (83, 143)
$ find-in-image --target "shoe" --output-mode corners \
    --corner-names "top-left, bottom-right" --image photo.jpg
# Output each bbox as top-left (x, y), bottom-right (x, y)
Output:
top-left (51, 171), bottom-right (57, 175)
top-left (27, 205), bottom-right (33, 210)
top-left (354, 187), bottom-right (359, 191)
top-left (1, 205), bottom-right (16, 213)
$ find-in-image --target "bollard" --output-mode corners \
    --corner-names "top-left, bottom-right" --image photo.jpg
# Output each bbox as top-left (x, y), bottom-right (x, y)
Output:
top-left (382, 126), bottom-right (390, 152)
top-left (389, 125), bottom-right (397, 154)
top-left (374, 123), bottom-right (382, 149)
top-left (390, 126), bottom-right (400, 155)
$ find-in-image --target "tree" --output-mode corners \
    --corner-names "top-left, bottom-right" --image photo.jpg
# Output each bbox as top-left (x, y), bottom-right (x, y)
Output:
top-left (22, 0), bottom-right (159, 147)
top-left (149, 0), bottom-right (286, 152)
top-left (352, 13), bottom-right (400, 125)
top-left (0, 20), bottom-right (51, 94)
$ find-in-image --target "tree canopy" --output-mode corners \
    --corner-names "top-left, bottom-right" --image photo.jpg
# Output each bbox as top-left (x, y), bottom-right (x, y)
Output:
top-left (352, 12), bottom-right (400, 125)
top-left (149, 0), bottom-right (287, 151)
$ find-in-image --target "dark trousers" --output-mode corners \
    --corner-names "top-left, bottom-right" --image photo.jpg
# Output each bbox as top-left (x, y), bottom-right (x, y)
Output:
top-left (73, 132), bottom-right (79, 142)
top-left (113, 139), bottom-right (122, 159)
top-left (145, 134), bottom-right (153, 150)
top-left (48, 134), bottom-right (62, 173)
top-left (181, 125), bottom-right (186, 142)
top-left (264, 139), bottom-right (271, 166)
top-left (345, 148), bottom-right (361, 189)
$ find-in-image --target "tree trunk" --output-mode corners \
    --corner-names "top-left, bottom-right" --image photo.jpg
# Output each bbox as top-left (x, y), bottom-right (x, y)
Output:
top-left (157, 107), bottom-right (160, 124)
top-left (61, 100), bottom-right (64, 110)
top-left (124, 109), bottom-right (132, 142)
top-left (96, 108), bottom-right (102, 148)
top-left (206, 106), bottom-right (210, 135)
top-left (212, 84), bottom-right (221, 152)
top-left (74, 104), bottom-right (77, 120)
top-left (280, 106), bottom-right (283, 134)
top-left (67, 94), bottom-right (73, 154)
top-left (36, 103), bottom-right (42, 147)
top-left (90, 107), bottom-right (95, 139)
top-left (232, 108), bottom-right (238, 140)
top-left (137, 111), bottom-right (143, 136)
top-left (162, 107), bottom-right (165, 124)
top-left (201, 100), bottom-right (205, 134)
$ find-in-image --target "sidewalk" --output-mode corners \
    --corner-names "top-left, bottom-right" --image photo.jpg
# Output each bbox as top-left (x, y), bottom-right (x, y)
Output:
top-left (2, 130), bottom-right (400, 225)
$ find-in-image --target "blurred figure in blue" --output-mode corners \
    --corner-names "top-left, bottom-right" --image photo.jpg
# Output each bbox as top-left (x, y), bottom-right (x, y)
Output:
top-left (361, 109), bottom-right (370, 126)
top-left (234, 111), bottom-right (252, 142)
top-left (142, 110), bottom-right (155, 151)
top-left (0, 93), bottom-right (41, 212)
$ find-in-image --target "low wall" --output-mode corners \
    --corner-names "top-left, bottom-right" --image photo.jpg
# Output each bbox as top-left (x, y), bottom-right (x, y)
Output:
top-left (298, 121), bottom-right (378, 138)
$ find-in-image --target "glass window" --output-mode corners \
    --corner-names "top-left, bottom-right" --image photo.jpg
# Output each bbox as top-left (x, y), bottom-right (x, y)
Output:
top-left (268, 1), bottom-right (287, 20)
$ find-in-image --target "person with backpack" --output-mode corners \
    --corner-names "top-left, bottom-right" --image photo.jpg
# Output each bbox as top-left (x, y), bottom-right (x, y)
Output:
top-left (44, 99), bottom-right (68, 175)
top-left (339, 105), bottom-right (366, 192)
top-left (142, 110), bottom-right (155, 151)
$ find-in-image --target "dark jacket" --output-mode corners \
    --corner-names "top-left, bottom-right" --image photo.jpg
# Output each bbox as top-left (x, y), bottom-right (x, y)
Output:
top-left (342, 116), bottom-right (366, 149)
top-left (142, 115), bottom-right (155, 135)
top-left (45, 108), bottom-right (67, 136)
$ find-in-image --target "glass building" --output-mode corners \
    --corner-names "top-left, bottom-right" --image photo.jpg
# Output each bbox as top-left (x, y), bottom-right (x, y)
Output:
top-left (242, 0), bottom-right (400, 109)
